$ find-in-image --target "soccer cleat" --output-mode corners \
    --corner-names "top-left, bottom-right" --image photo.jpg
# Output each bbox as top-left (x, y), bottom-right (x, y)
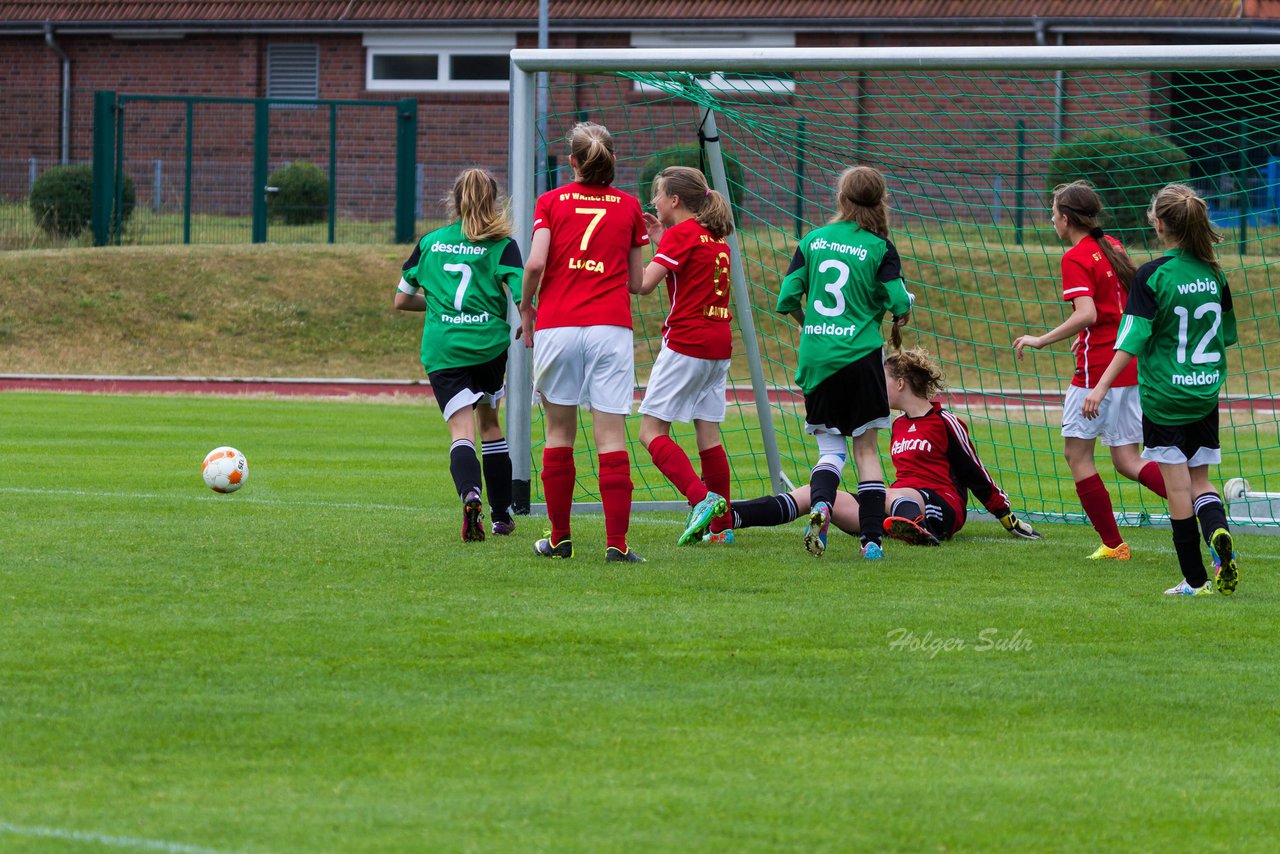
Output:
top-left (1086, 542), bottom-right (1131, 561)
top-left (678, 492), bottom-right (727, 545)
top-left (804, 501), bottom-right (832, 557)
top-left (862, 541), bottom-right (885, 561)
top-left (462, 489), bottom-right (485, 543)
top-left (605, 546), bottom-right (646, 563)
top-left (703, 528), bottom-right (735, 544)
top-left (1165, 579), bottom-right (1214, 596)
top-left (491, 518), bottom-right (516, 536)
top-left (884, 515), bottom-right (941, 547)
top-left (1209, 528), bottom-right (1239, 595)
top-left (533, 531), bottom-right (573, 558)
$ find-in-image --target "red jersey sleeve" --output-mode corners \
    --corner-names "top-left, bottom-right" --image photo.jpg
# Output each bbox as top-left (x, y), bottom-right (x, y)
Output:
top-left (532, 192), bottom-right (552, 233)
top-left (653, 223), bottom-right (693, 272)
top-left (1061, 253), bottom-right (1095, 303)
top-left (629, 196), bottom-right (650, 248)
top-left (940, 408), bottom-right (1010, 518)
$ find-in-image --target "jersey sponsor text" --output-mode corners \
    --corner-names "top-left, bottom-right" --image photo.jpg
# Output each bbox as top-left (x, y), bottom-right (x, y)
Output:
top-left (568, 257), bottom-right (605, 273)
top-left (1171, 369), bottom-right (1221, 387)
top-left (804, 321), bottom-right (859, 337)
top-left (810, 237), bottom-right (869, 261)
top-left (892, 436), bottom-right (933, 455)
top-left (431, 241), bottom-right (486, 256)
top-left (441, 311), bottom-right (491, 325)
top-left (1177, 278), bottom-right (1220, 296)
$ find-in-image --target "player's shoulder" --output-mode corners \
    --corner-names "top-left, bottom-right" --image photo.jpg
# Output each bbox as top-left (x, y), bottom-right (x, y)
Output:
top-left (1135, 254), bottom-right (1175, 281)
top-left (419, 220), bottom-right (464, 247)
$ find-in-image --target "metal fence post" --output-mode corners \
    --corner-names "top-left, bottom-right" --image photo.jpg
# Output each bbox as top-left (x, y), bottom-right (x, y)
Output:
top-left (395, 98), bottom-right (418, 243)
top-left (252, 99), bottom-right (269, 243)
top-left (91, 90), bottom-right (117, 246)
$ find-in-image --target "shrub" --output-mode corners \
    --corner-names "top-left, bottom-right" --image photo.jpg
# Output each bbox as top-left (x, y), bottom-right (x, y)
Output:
top-left (638, 145), bottom-right (746, 221)
top-left (267, 161), bottom-right (329, 226)
top-left (29, 165), bottom-right (135, 239)
top-left (1045, 129), bottom-right (1190, 243)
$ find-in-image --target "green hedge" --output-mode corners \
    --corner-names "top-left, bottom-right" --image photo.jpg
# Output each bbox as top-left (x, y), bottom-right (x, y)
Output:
top-left (638, 145), bottom-right (746, 220)
top-left (267, 161), bottom-right (329, 226)
top-left (30, 165), bottom-right (135, 239)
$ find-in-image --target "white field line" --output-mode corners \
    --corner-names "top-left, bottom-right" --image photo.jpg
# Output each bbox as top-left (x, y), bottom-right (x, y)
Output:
top-left (0, 486), bottom-right (421, 515)
top-left (0, 821), bottom-right (239, 854)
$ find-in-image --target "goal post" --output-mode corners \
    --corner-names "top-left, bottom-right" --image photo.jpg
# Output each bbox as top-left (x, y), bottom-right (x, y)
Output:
top-left (507, 45), bottom-right (1280, 529)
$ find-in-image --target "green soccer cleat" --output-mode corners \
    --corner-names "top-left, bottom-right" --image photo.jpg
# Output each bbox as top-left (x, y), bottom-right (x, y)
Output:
top-left (1209, 528), bottom-right (1239, 595)
top-left (534, 531), bottom-right (573, 558)
top-left (678, 492), bottom-right (727, 545)
top-left (804, 501), bottom-right (832, 557)
top-left (605, 546), bottom-right (646, 563)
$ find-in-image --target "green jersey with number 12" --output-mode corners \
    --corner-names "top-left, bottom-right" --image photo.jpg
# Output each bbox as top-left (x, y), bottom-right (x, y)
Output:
top-left (400, 221), bottom-right (523, 375)
top-left (1115, 248), bottom-right (1237, 425)
top-left (777, 221), bottom-right (913, 392)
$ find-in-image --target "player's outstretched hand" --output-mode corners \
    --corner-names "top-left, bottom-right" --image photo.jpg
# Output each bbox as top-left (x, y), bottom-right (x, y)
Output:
top-left (1012, 334), bottom-right (1042, 360)
top-left (1000, 513), bottom-right (1043, 540)
top-left (518, 302), bottom-right (536, 349)
top-left (643, 211), bottom-right (664, 244)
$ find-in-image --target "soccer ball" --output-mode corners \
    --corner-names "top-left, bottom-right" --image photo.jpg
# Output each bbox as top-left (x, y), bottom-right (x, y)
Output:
top-left (202, 446), bottom-right (248, 494)
top-left (1223, 477), bottom-right (1249, 504)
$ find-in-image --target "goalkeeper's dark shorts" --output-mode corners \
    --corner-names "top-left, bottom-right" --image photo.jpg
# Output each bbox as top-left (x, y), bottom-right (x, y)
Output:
top-left (918, 486), bottom-right (961, 540)
top-left (803, 347), bottom-right (890, 437)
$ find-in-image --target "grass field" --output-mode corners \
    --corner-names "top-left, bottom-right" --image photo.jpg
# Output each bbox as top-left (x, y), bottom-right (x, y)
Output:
top-left (3, 391), bottom-right (1279, 853)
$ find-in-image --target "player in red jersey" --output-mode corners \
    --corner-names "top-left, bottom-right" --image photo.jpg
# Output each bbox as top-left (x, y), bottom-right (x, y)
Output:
top-left (729, 349), bottom-right (1042, 544)
top-left (1013, 181), bottom-right (1167, 561)
top-left (632, 166), bottom-right (738, 545)
top-left (518, 122), bottom-right (649, 563)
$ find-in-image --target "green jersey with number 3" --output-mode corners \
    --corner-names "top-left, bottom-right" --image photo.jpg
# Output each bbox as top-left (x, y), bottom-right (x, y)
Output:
top-left (399, 221), bottom-right (523, 375)
top-left (1115, 248), bottom-right (1237, 425)
top-left (777, 221), bottom-right (914, 392)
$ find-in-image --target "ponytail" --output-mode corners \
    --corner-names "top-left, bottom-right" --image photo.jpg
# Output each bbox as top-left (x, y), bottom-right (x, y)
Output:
top-left (1148, 183), bottom-right (1224, 279)
top-left (1052, 180), bottom-right (1135, 291)
top-left (448, 168), bottom-right (511, 242)
top-left (568, 122), bottom-right (616, 186)
top-left (652, 165), bottom-right (735, 238)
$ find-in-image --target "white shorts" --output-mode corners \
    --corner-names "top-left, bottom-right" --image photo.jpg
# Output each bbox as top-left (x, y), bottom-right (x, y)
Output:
top-left (533, 325), bottom-right (635, 415)
top-left (1061, 384), bottom-right (1143, 446)
top-left (639, 345), bottom-right (730, 424)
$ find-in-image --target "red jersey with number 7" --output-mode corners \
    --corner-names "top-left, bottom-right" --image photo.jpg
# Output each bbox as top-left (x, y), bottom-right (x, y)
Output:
top-left (532, 181), bottom-right (649, 330)
top-left (650, 218), bottom-right (733, 360)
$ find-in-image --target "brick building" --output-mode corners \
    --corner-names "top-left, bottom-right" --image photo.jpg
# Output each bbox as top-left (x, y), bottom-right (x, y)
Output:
top-left (2, 1), bottom-right (1278, 235)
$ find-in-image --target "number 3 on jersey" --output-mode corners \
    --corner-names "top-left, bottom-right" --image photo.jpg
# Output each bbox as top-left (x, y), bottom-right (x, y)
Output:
top-left (443, 262), bottom-right (472, 310)
top-left (812, 259), bottom-right (850, 317)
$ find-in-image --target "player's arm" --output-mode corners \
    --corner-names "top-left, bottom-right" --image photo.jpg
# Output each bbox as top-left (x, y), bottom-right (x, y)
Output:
top-left (519, 229), bottom-right (552, 348)
top-left (1221, 280), bottom-right (1239, 348)
top-left (878, 241), bottom-right (914, 320)
top-left (394, 243), bottom-right (426, 311)
top-left (628, 245), bottom-right (647, 295)
top-left (1014, 295), bottom-right (1096, 358)
top-left (777, 246), bottom-right (808, 324)
top-left (941, 410), bottom-right (1040, 539)
top-left (1082, 263), bottom-right (1156, 418)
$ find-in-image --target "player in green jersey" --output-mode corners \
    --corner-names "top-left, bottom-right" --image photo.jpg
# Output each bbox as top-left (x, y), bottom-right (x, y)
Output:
top-left (777, 166), bottom-right (914, 561)
top-left (1083, 184), bottom-right (1240, 596)
top-left (395, 168), bottom-right (523, 543)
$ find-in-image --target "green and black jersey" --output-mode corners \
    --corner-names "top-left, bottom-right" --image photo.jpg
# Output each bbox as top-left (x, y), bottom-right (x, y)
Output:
top-left (1115, 248), bottom-right (1238, 425)
top-left (776, 221), bottom-right (913, 392)
top-left (399, 221), bottom-right (523, 375)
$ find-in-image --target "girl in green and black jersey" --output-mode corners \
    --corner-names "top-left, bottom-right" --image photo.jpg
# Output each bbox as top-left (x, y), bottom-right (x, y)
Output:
top-left (1083, 184), bottom-right (1240, 596)
top-left (395, 168), bottom-right (523, 543)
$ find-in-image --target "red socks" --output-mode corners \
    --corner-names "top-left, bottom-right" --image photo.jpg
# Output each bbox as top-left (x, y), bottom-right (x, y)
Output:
top-left (598, 450), bottom-right (633, 551)
top-left (699, 444), bottom-right (734, 533)
top-left (647, 435), bottom-right (708, 505)
top-left (1138, 461), bottom-right (1168, 499)
top-left (541, 446), bottom-right (575, 544)
top-left (1076, 473), bottom-right (1123, 548)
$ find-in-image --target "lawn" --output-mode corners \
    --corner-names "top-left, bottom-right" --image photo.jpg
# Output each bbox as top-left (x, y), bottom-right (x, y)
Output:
top-left (2, 391), bottom-right (1278, 852)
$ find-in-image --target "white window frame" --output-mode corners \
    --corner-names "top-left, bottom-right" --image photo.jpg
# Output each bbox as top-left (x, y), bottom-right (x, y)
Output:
top-left (630, 31), bottom-right (796, 95)
top-left (364, 32), bottom-right (515, 92)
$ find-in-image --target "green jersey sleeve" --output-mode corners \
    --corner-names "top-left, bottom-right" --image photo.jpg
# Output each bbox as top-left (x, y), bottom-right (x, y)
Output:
top-left (776, 246), bottom-right (808, 315)
top-left (1115, 262), bottom-right (1157, 357)
top-left (879, 240), bottom-right (913, 318)
top-left (1221, 280), bottom-right (1238, 348)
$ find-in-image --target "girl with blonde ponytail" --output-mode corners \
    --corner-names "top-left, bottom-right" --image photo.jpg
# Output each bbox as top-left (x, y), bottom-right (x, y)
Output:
top-left (394, 168), bottom-right (522, 543)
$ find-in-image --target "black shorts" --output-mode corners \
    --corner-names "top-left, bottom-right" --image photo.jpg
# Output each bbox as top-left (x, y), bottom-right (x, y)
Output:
top-left (1142, 408), bottom-right (1221, 467)
top-left (918, 487), bottom-right (961, 540)
top-left (427, 350), bottom-right (508, 421)
top-left (804, 348), bottom-right (890, 437)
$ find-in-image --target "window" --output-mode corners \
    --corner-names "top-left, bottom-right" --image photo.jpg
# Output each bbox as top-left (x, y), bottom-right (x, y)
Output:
top-left (630, 31), bottom-right (796, 96)
top-left (364, 33), bottom-right (514, 92)
top-left (267, 44), bottom-right (320, 100)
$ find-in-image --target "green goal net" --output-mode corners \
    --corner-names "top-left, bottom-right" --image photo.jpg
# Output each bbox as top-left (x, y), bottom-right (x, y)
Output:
top-left (508, 48), bottom-right (1280, 529)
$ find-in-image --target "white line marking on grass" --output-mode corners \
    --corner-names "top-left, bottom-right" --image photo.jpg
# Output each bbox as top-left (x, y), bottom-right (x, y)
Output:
top-left (0, 821), bottom-right (238, 854)
top-left (0, 486), bottom-right (420, 514)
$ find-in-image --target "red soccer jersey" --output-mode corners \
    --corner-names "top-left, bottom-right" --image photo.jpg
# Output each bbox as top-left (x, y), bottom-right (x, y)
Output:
top-left (532, 182), bottom-right (649, 330)
top-left (651, 218), bottom-right (733, 360)
top-left (1061, 235), bottom-right (1138, 388)
top-left (889, 402), bottom-right (1010, 533)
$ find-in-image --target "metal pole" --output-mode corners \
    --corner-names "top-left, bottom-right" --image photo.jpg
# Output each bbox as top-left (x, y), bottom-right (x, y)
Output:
top-left (698, 106), bottom-right (788, 493)
top-left (794, 115), bottom-right (807, 238)
top-left (183, 99), bottom-right (192, 244)
top-left (1015, 120), bottom-right (1025, 247)
top-left (536, 0), bottom-right (550, 196)
top-left (506, 62), bottom-right (537, 514)
top-left (153, 159), bottom-right (162, 213)
top-left (328, 103), bottom-right (337, 244)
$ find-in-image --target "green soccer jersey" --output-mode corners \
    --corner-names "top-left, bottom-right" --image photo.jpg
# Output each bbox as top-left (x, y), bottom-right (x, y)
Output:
top-left (776, 221), bottom-right (914, 392)
top-left (1115, 248), bottom-right (1238, 425)
top-left (399, 221), bottom-right (523, 376)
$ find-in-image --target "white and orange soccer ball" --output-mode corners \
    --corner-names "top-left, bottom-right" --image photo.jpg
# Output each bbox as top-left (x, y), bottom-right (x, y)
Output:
top-left (202, 446), bottom-right (248, 494)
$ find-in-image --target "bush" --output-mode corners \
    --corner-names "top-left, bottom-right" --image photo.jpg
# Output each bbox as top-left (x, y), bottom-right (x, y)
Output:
top-left (637, 145), bottom-right (746, 221)
top-left (1045, 129), bottom-right (1190, 243)
top-left (29, 165), bottom-right (135, 239)
top-left (267, 161), bottom-right (329, 226)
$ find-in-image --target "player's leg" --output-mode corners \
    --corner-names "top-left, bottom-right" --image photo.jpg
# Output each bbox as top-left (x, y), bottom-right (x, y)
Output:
top-left (532, 327), bottom-right (584, 558)
top-left (475, 399), bottom-right (514, 535)
top-left (850, 427), bottom-right (887, 557)
top-left (428, 367), bottom-right (486, 542)
top-left (1062, 384), bottom-right (1125, 558)
top-left (804, 430), bottom-right (845, 557)
top-left (1106, 386), bottom-right (1167, 498)
top-left (1146, 415), bottom-right (1211, 595)
top-left (640, 414), bottom-right (708, 508)
top-left (884, 486), bottom-right (940, 546)
top-left (1184, 408), bottom-right (1235, 593)
top-left (693, 418), bottom-right (732, 542)
top-left (730, 486), bottom-right (860, 536)
top-left (587, 326), bottom-right (641, 562)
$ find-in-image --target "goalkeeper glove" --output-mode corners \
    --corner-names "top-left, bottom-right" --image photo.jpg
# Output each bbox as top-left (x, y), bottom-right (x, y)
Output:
top-left (1000, 512), bottom-right (1042, 540)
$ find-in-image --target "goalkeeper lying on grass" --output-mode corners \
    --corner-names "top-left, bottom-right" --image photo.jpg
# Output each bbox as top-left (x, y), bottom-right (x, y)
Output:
top-left (714, 349), bottom-right (1042, 549)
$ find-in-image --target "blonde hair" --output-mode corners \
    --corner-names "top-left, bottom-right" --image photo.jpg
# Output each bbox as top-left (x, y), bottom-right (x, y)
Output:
top-left (884, 348), bottom-right (946, 400)
top-left (652, 166), bottom-right (734, 239)
top-left (832, 166), bottom-right (889, 237)
top-left (568, 122), bottom-right (616, 186)
top-left (1052, 180), bottom-right (1136, 290)
top-left (447, 168), bottom-right (511, 242)
top-left (1148, 183), bottom-right (1224, 277)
